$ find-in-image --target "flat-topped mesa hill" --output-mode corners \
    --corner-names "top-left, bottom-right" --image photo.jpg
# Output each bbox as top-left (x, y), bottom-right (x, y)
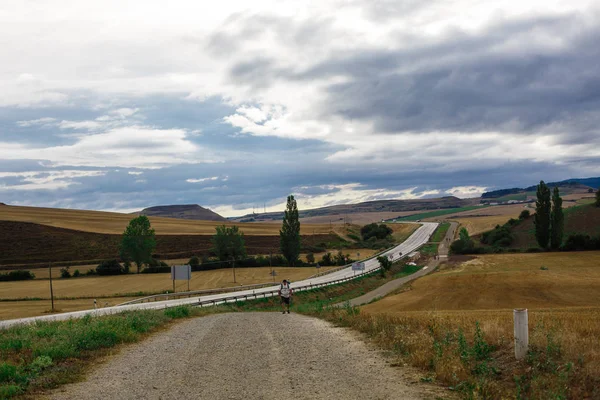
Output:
top-left (137, 204), bottom-right (227, 222)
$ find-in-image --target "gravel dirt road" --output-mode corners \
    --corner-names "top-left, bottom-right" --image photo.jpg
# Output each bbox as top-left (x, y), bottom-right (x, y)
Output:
top-left (47, 313), bottom-right (447, 400)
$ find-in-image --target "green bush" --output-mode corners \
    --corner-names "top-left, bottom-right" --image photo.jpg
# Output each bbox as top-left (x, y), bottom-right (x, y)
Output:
top-left (360, 223), bottom-right (393, 241)
top-left (450, 238), bottom-right (476, 254)
top-left (320, 252), bottom-right (335, 266)
top-left (481, 224), bottom-right (514, 247)
top-left (562, 233), bottom-right (600, 251)
top-left (60, 267), bottom-right (71, 279)
top-left (96, 260), bottom-right (126, 276)
top-left (519, 210), bottom-right (531, 219)
top-left (73, 269), bottom-right (81, 277)
top-left (188, 256), bottom-right (200, 267)
top-left (0, 270), bottom-right (35, 282)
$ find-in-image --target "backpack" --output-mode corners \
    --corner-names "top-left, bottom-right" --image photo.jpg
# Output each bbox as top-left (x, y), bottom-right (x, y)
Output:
top-left (280, 282), bottom-right (291, 297)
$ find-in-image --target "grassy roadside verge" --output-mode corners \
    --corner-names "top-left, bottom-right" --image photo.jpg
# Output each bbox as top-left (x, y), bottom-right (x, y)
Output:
top-left (305, 307), bottom-right (600, 399)
top-left (226, 261), bottom-right (424, 313)
top-left (430, 222), bottom-right (451, 242)
top-left (0, 305), bottom-right (232, 398)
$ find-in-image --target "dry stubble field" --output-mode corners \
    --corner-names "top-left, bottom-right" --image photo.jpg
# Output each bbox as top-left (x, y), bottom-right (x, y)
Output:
top-left (360, 251), bottom-right (600, 397)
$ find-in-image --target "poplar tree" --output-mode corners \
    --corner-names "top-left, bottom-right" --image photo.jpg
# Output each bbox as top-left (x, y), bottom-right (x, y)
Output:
top-left (280, 195), bottom-right (301, 266)
top-left (534, 181), bottom-right (551, 249)
top-left (550, 186), bottom-right (564, 249)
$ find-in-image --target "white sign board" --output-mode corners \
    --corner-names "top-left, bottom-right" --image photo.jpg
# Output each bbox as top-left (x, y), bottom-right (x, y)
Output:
top-left (352, 262), bottom-right (365, 271)
top-left (171, 265), bottom-right (191, 281)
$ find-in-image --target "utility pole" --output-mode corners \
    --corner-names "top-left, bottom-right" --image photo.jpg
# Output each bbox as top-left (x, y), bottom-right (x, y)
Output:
top-left (49, 262), bottom-right (55, 312)
top-left (270, 252), bottom-right (274, 282)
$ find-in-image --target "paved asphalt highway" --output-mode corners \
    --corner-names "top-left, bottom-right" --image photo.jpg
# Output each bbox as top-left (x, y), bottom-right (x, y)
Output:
top-left (0, 222), bottom-right (437, 329)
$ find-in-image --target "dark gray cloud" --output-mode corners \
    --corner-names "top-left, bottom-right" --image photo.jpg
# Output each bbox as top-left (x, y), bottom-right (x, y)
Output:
top-left (224, 12), bottom-right (600, 142)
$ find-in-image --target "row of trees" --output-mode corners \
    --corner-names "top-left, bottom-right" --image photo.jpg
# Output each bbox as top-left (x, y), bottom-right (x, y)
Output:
top-left (534, 181), bottom-right (564, 250)
top-left (117, 195), bottom-right (303, 272)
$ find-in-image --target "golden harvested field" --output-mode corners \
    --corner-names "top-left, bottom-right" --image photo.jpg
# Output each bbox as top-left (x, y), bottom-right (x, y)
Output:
top-left (0, 297), bottom-right (138, 320)
top-left (364, 251), bottom-right (600, 313)
top-left (422, 203), bottom-right (527, 235)
top-left (453, 215), bottom-right (518, 235)
top-left (359, 251), bottom-right (600, 397)
top-left (0, 266), bottom-right (335, 302)
top-left (0, 205), bottom-right (331, 235)
top-left (297, 211), bottom-right (416, 225)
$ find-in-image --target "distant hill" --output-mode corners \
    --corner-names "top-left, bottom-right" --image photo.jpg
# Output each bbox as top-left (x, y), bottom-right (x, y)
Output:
top-left (489, 204), bottom-right (600, 250)
top-left (232, 196), bottom-right (476, 222)
top-left (138, 204), bottom-right (227, 222)
top-left (482, 177), bottom-right (599, 199)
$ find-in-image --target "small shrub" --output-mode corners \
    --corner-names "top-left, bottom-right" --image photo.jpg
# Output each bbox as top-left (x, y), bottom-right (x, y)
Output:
top-left (96, 260), bottom-right (126, 276)
top-left (188, 256), bottom-right (200, 267)
top-left (320, 252), bottom-right (334, 266)
top-left (60, 267), bottom-right (71, 279)
top-left (519, 210), bottom-right (531, 219)
top-left (0, 384), bottom-right (22, 398)
top-left (73, 269), bottom-right (81, 277)
top-left (0, 270), bottom-right (35, 282)
top-left (85, 268), bottom-right (97, 276)
top-left (306, 253), bottom-right (315, 264)
top-left (540, 266), bottom-right (549, 270)
top-left (28, 356), bottom-right (53, 374)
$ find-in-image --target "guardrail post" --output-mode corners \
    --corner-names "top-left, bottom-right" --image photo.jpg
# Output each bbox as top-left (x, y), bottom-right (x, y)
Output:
top-left (513, 309), bottom-right (529, 360)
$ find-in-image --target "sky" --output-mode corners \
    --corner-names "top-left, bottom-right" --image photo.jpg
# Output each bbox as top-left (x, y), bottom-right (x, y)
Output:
top-left (0, 0), bottom-right (599, 217)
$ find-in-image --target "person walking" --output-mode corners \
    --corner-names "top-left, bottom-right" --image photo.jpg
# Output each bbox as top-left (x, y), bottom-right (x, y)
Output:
top-left (279, 279), bottom-right (292, 314)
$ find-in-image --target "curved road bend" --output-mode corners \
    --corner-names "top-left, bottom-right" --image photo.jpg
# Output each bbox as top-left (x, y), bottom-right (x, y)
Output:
top-left (344, 222), bottom-right (458, 307)
top-left (48, 313), bottom-right (449, 400)
top-left (0, 223), bottom-right (438, 329)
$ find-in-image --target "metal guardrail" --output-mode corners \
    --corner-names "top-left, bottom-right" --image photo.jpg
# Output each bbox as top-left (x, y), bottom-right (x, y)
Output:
top-left (118, 244), bottom-right (403, 306)
top-left (194, 268), bottom-right (377, 308)
top-left (118, 225), bottom-right (429, 306)
top-left (116, 281), bottom-right (280, 306)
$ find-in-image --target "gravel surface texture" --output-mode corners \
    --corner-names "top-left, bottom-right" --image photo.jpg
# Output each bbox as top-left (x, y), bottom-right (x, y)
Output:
top-left (47, 312), bottom-right (446, 400)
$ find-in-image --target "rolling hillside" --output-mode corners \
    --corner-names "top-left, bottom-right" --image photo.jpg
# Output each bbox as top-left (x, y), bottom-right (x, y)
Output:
top-left (0, 204), bottom-right (331, 235)
top-left (482, 177), bottom-right (599, 200)
top-left (479, 203), bottom-right (600, 249)
top-left (0, 220), bottom-right (338, 267)
top-left (232, 196), bottom-right (476, 222)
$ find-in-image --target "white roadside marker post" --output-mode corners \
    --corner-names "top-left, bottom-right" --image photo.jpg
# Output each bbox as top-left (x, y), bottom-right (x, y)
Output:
top-left (513, 308), bottom-right (529, 360)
